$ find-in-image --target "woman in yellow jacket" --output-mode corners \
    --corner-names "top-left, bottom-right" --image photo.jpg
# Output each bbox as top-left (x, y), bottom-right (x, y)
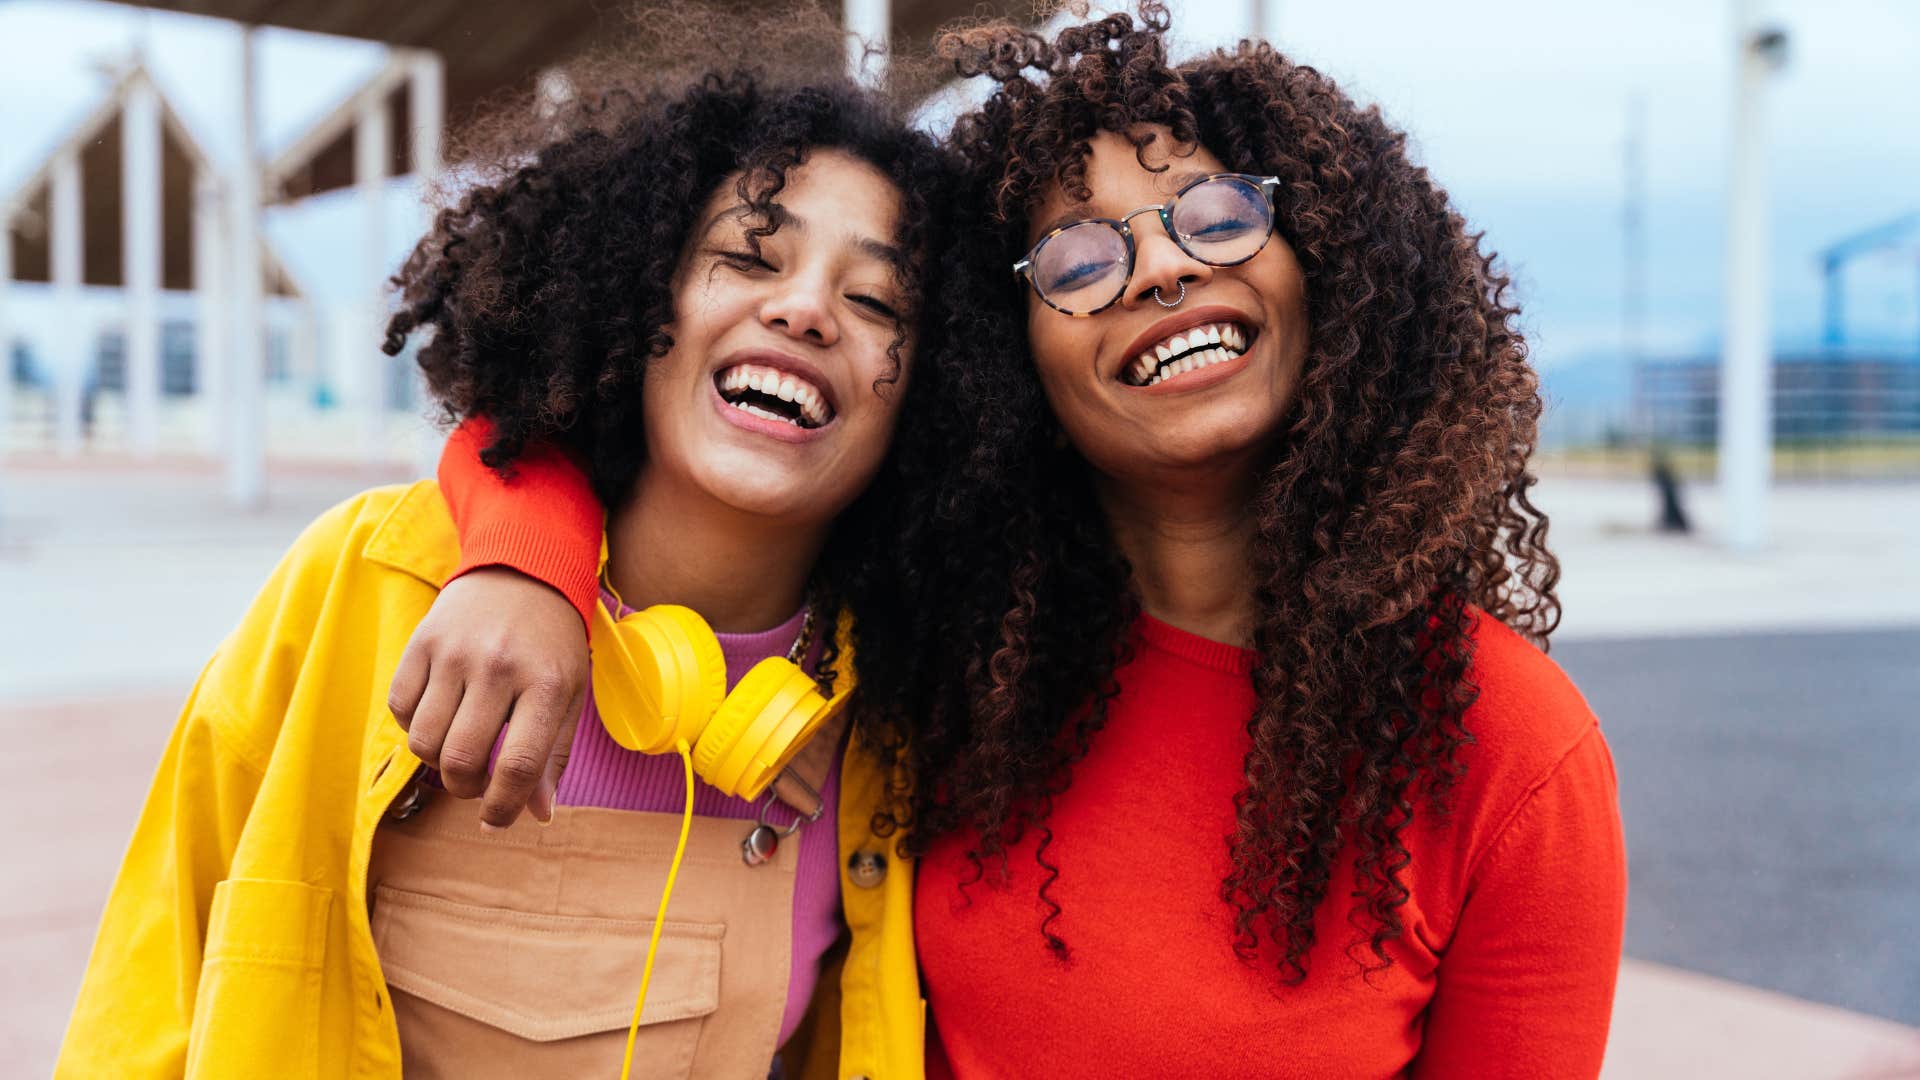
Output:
top-left (58, 36), bottom-right (950, 1080)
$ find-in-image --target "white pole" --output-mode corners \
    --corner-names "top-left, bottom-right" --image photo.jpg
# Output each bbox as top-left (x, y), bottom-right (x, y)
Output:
top-left (354, 82), bottom-right (391, 465)
top-left (0, 222), bottom-right (13, 459)
top-left (408, 51), bottom-right (445, 182)
top-left (123, 71), bottom-right (164, 457)
top-left (51, 148), bottom-right (85, 458)
top-left (1250, 0), bottom-right (1280, 43)
top-left (845, 0), bottom-right (889, 87)
top-left (1717, 3), bottom-right (1783, 552)
top-left (193, 167), bottom-right (228, 456)
top-left (228, 28), bottom-right (265, 507)
top-left (408, 50), bottom-right (446, 479)
top-left (290, 302), bottom-right (319, 389)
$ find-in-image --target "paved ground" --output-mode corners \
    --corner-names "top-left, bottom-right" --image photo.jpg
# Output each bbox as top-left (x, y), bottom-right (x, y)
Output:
top-left (0, 690), bottom-right (180, 1070)
top-left (3, 457), bottom-right (1919, 1076)
top-left (1604, 961), bottom-right (1920, 1079)
top-left (0, 456), bottom-right (415, 700)
top-left (1556, 629), bottom-right (1920, 1027)
top-left (1532, 473), bottom-right (1920, 643)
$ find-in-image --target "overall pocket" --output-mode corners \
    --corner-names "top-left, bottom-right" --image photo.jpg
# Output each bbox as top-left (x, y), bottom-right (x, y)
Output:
top-left (371, 884), bottom-right (724, 1079)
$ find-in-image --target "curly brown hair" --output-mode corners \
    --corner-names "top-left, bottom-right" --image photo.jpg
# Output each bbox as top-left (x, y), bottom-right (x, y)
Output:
top-left (380, 4), bottom-right (966, 706)
top-left (880, 2), bottom-right (1561, 984)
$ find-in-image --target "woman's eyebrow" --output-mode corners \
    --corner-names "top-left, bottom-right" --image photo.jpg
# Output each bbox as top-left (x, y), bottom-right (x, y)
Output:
top-left (1031, 210), bottom-right (1080, 238)
top-left (1162, 168), bottom-right (1211, 191)
top-left (852, 233), bottom-right (906, 267)
top-left (695, 203), bottom-right (749, 240)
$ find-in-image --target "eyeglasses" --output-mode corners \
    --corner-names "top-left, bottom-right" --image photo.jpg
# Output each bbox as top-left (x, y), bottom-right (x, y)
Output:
top-left (1012, 172), bottom-right (1282, 317)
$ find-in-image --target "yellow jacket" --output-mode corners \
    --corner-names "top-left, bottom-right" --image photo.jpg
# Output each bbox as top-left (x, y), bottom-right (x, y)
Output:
top-left (57, 481), bottom-right (922, 1080)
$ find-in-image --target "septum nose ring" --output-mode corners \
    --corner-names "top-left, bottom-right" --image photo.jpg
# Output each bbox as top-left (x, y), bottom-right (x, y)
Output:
top-left (1152, 281), bottom-right (1187, 308)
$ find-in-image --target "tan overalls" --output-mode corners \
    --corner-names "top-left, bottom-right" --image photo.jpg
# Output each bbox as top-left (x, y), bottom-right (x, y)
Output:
top-left (367, 719), bottom-right (845, 1079)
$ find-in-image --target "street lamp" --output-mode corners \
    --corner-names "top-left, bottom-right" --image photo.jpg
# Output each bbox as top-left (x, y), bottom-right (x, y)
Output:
top-left (1718, 7), bottom-right (1788, 551)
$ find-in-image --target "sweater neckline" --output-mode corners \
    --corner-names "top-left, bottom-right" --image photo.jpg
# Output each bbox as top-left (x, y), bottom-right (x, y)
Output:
top-left (1132, 612), bottom-right (1257, 676)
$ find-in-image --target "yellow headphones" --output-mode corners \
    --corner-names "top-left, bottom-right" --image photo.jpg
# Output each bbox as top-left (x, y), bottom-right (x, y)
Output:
top-left (593, 547), bottom-right (860, 1077)
top-left (588, 565), bottom-right (855, 804)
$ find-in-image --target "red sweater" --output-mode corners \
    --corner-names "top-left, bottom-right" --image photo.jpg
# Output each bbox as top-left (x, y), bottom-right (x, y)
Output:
top-left (436, 422), bottom-right (1628, 1077)
top-left (437, 417), bottom-right (605, 630)
top-left (917, 613), bottom-right (1626, 1080)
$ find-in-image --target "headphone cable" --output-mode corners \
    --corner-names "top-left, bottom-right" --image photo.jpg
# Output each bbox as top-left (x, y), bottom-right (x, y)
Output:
top-left (619, 739), bottom-right (696, 1080)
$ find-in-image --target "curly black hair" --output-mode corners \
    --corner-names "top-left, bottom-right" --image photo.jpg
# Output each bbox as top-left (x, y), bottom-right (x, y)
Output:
top-left (872, 2), bottom-right (1561, 984)
top-left (380, 4), bottom-right (965, 709)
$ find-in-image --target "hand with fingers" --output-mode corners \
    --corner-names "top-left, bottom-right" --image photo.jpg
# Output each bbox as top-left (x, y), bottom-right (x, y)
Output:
top-left (388, 566), bottom-right (591, 828)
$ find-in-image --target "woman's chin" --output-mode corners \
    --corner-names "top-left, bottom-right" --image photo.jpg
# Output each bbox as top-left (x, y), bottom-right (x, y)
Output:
top-left (685, 464), bottom-right (835, 524)
top-left (1086, 410), bottom-right (1286, 482)
top-left (706, 483), bottom-right (814, 522)
top-left (667, 431), bottom-right (881, 526)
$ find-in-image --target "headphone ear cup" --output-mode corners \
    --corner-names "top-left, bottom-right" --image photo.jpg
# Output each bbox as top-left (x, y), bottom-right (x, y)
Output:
top-left (692, 658), bottom-right (834, 801)
top-left (591, 603), bottom-right (728, 754)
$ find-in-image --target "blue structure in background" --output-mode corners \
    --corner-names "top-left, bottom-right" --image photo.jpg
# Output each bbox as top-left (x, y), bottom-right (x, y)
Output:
top-left (1624, 211), bottom-right (1920, 450)
top-left (1822, 213), bottom-right (1920, 353)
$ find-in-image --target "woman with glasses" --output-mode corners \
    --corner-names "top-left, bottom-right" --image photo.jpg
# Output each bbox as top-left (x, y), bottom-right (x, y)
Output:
top-left (399, 5), bottom-right (1627, 1077)
top-left (902, 8), bottom-right (1626, 1076)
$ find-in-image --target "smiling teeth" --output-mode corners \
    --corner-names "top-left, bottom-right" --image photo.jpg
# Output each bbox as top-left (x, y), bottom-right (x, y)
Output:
top-left (1145, 347), bottom-right (1238, 386)
top-left (1128, 322), bottom-right (1251, 386)
top-left (731, 401), bottom-right (799, 425)
top-left (718, 363), bottom-right (832, 426)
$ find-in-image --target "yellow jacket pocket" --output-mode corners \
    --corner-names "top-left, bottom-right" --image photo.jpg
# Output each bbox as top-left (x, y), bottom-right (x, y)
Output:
top-left (186, 879), bottom-right (332, 1079)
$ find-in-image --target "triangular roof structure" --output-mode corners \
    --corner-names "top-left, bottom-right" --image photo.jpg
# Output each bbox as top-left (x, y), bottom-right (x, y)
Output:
top-left (2, 60), bottom-right (300, 296)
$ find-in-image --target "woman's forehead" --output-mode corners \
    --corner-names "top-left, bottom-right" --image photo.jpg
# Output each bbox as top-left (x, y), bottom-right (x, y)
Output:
top-left (1025, 130), bottom-right (1227, 237)
top-left (698, 153), bottom-right (904, 255)
top-left (779, 150), bottom-right (903, 224)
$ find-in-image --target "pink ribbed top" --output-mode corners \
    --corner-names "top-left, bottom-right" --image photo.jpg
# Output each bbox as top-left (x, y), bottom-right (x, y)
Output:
top-left (491, 595), bottom-right (845, 1048)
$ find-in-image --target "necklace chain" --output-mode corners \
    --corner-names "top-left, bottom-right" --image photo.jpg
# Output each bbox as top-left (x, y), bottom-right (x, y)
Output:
top-left (784, 589), bottom-right (818, 665)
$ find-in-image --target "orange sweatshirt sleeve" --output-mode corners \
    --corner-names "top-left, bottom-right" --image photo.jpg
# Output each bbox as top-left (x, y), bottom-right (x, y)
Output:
top-left (437, 416), bottom-right (604, 631)
top-left (1411, 726), bottom-right (1629, 1080)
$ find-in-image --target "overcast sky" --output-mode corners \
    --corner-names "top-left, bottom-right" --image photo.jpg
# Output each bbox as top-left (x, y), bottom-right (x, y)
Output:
top-left (3, 0), bottom-right (1917, 372)
top-left (1178, 0), bottom-right (1920, 364)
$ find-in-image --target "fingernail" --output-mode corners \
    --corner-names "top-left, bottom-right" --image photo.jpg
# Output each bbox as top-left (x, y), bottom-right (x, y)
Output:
top-left (479, 821), bottom-right (504, 835)
top-left (533, 779), bottom-right (557, 826)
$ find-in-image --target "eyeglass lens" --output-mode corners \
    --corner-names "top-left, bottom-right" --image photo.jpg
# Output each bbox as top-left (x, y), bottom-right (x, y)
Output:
top-left (1029, 176), bottom-right (1272, 314)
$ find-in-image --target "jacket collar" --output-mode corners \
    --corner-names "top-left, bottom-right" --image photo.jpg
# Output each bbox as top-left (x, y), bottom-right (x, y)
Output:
top-left (361, 480), bottom-right (462, 589)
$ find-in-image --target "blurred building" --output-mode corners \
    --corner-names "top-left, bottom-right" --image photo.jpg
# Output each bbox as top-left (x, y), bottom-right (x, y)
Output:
top-left (2, 59), bottom-right (311, 460)
top-left (1636, 353), bottom-right (1920, 445)
top-left (1, 0), bottom-right (1032, 501)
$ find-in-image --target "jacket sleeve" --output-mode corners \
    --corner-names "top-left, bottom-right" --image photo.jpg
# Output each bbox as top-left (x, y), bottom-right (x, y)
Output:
top-left (437, 416), bottom-right (604, 632)
top-left (55, 491), bottom-right (383, 1078)
top-left (54, 660), bottom-right (267, 1078)
top-left (1411, 726), bottom-right (1628, 1080)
